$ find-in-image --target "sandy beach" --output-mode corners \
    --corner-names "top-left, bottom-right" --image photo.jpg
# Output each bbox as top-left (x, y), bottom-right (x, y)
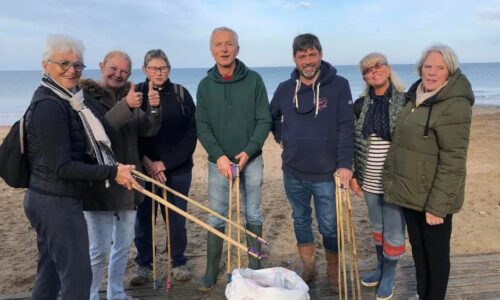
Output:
top-left (0, 106), bottom-right (499, 294)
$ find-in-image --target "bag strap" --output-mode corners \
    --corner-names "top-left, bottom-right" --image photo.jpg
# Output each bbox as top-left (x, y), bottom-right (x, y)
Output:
top-left (173, 83), bottom-right (184, 103)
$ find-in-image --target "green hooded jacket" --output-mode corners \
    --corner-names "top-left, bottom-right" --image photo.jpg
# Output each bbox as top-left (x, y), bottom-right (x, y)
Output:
top-left (195, 59), bottom-right (272, 163)
top-left (382, 69), bottom-right (474, 217)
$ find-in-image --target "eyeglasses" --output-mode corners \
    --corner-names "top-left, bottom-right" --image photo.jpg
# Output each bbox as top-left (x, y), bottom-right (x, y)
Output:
top-left (146, 66), bottom-right (170, 73)
top-left (48, 60), bottom-right (86, 72)
top-left (362, 62), bottom-right (386, 76)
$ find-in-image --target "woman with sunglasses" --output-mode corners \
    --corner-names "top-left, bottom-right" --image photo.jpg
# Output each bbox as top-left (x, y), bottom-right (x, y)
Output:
top-left (80, 50), bottom-right (160, 300)
top-left (23, 35), bottom-right (137, 300)
top-left (131, 49), bottom-right (197, 285)
top-left (351, 53), bottom-right (406, 300)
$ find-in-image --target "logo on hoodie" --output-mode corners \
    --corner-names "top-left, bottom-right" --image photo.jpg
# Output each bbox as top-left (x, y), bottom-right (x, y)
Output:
top-left (318, 97), bottom-right (328, 111)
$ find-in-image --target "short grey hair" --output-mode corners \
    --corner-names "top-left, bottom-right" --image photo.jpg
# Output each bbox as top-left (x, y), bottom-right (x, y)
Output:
top-left (416, 44), bottom-right (459, 77)
top-left (210, 26), bottom-right (239, 47)
top-left (143, 49), bottom-right (170, 68)
top-left (42, 34), bottom-right (85, 62)
top-left (359, 52), bottom-right (405, 96)
top-left (102, 50), bottom-right (132, 72)
top-left (293, 33), bottom-right (322, 56)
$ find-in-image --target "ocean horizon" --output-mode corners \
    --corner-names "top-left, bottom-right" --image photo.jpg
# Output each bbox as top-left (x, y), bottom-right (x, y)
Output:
top-left (1, 62), bottom-right (499, 125)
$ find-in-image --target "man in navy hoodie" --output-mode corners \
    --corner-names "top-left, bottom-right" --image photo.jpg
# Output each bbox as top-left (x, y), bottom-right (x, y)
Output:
top-left (270, 33), bottom-right (354, 292)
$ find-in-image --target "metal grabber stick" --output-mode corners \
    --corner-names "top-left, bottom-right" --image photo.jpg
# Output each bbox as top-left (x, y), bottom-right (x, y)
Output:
top-left (345, 188), bottom-right (361, 299)
top-left (335, 174), bottom-right (348, 299)
top-left (163, 190), bottom-right (172, 291)
top-left (131, 180), bottom-right (262, 258)
top-left (233, 163), bottom-right (242, 268)
top-left (151, 184), bottom-right (160, 289)
top-left (132, 170), bottom-right (270, 246)
top-left (227, 166), bottom-right (233, 282)
top-left (335, 174), bottom-right (361, 300)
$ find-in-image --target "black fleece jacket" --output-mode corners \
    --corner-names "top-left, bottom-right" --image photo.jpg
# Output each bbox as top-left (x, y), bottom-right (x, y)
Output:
top-left (137, 79), bottom-right (196, 176)
top-left (25, 85), bottom-right (117, 198)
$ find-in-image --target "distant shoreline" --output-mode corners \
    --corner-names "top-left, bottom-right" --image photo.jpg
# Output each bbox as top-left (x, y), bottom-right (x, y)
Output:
top-left (1, 105), bottom-right (499, 129)
top-left (1, 61), bottom-right (500, 72)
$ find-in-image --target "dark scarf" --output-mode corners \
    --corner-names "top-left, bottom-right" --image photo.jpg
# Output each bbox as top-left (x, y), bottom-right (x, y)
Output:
top-left (361, 84), bottom-right (392, 141)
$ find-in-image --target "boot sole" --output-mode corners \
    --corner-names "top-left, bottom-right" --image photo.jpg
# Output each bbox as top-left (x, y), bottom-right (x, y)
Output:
top-left (361, 279), bottom-right (379, 287)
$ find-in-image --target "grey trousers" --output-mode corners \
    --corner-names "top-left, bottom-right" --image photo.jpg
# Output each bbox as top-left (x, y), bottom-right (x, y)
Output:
top-left (24, 189), bottom-right (92, 300)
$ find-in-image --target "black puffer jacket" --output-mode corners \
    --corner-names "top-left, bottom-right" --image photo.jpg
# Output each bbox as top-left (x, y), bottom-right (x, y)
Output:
top-left (80, 79), bottom-right (160, 211)
top-left (25, 85), bottom-right (117, 198)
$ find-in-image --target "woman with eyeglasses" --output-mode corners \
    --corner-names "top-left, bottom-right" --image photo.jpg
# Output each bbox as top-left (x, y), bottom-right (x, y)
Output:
top-left (79, 50), bottom-right (160, 300)
top-left (23, 35), bottom-right (137, 299)
top-left (130, 49), bottom-right (197, 285)
top-left (351, 53), bottom-right (406, 300)
top-left (383, 45), bottom-right (474, 300)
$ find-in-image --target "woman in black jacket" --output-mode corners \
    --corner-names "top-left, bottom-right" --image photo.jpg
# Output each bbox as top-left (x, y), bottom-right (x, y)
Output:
top-left (23, 35), bottom-right (136, 300)
top-left (130, 49), bottom-right (197, 285)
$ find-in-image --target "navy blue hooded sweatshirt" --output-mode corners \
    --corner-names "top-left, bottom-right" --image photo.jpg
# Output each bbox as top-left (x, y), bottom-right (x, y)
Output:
top-left (270, 61), bottom-right (354, 181)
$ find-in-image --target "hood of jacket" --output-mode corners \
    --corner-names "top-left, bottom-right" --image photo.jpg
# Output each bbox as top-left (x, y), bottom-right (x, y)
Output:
top-left (80, 78), bottom-right (131, 109)
top-left (406, 69), bottom-right (474, 138)
top-left (406, 68), bottom-right (475, 107)
top-left (206, 59), bottom-right (249, 83)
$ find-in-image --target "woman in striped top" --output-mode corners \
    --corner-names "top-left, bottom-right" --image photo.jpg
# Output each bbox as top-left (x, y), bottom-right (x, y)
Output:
top-left (351, 53), bottom-right (407, 300)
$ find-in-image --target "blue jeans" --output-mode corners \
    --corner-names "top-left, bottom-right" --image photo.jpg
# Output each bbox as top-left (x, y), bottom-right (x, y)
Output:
top-left (23, 189), bottom-right (92, 300)
top-left (85, 210), bottom-right (136, 300)
top-left (207, 155), bottom-right (264, 228)
top-left (134, 171), bottom-right (191, 268)
top-left (283, 172), bottom-right (338, 251)
top-left (364, 191), bottom-right (405, 259)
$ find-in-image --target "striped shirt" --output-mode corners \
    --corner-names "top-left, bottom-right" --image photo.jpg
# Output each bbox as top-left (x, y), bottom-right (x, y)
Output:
top-left (361, 135), bottom-right (391, 194)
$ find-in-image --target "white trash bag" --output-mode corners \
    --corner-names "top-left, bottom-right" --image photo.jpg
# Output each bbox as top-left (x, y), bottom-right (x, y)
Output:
top-left (225, 267), bottom-right (310, 300)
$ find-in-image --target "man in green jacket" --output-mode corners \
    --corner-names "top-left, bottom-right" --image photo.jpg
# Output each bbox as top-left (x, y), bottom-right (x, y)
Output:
top-left (195, 26), bottom-right (272, 291)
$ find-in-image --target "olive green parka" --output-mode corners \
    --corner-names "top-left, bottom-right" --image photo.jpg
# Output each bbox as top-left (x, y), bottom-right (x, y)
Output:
top-left (382, 69), bottom-right (474, 217)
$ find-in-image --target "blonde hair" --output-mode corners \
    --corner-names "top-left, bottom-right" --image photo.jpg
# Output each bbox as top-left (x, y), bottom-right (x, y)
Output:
top-left (102, 50), bottom-right (132, 72)
top-left (359, 52), bottom-right (405, 96)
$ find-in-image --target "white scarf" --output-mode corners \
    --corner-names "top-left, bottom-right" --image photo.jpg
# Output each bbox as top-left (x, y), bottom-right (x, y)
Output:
top-left (41, 74), bottom-right (116, 166)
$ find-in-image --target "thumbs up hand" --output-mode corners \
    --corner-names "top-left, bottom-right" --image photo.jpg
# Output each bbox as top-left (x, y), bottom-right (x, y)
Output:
top-left (148, 80), bottom-right (161, 110)
top-left (125, 82), bottom-right (143, 109)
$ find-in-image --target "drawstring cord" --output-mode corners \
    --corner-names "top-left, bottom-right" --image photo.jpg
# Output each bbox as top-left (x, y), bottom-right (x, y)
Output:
top-left (293, 79), bottom-right (321, 118)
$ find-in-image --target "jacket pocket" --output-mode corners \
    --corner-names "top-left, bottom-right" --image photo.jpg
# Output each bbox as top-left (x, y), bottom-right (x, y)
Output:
top-left (417, 161), bottom-right (431, 193)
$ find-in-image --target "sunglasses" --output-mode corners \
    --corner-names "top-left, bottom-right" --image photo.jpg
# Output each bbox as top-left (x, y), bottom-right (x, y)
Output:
top-left (362, 62), bottom-right (386, 76)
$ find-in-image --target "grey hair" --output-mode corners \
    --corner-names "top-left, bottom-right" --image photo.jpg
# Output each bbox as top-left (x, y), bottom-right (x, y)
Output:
top-left (102, 50), bottom-right (132, 72)
top-left (416, 44), bottom-right (459, 77)
top-left (210, 26), bottom-right (239, 47)
top-left (143, 49), bottom-right (170, 68)
top-left (293, 33), bottom-right (322, 55)
top-left (359, 52), bottom-right (405, 96)
top-left (42, 34), bottom-right (85, 62)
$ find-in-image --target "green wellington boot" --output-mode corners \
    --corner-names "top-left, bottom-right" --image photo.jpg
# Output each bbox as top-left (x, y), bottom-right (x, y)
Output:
top-left (246, 224), bottom-right (263, 270)
top-left (197, 227), bottom-right (225, 292)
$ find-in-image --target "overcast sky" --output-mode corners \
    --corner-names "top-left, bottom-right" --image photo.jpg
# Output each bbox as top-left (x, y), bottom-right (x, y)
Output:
top-left (1, 0), bottom-right (499, 70)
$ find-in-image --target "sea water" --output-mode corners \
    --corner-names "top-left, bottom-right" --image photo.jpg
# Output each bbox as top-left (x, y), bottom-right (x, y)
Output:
top-left (0, 63), bottom-right (498, 125)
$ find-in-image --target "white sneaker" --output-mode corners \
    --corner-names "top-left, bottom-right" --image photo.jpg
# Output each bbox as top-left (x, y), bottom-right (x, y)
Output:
top-left (408, 294), bottom-right (419, 300)
top-left (173, 264), bottom-right (192, 281)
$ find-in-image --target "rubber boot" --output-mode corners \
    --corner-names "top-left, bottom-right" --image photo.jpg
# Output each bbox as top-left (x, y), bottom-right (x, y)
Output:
top-left (246, 224), bottom-right (262, 270)
top-left (325, 249), bottom-right (340, 293)
top-left (197, 227), bottom-right (224, 292)
top-left (361, 245), bottom-right (383, 287)
top-left (297, 243), bottom-right (316, 283)
top-left (376, 258), bottom-right (398, 300)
